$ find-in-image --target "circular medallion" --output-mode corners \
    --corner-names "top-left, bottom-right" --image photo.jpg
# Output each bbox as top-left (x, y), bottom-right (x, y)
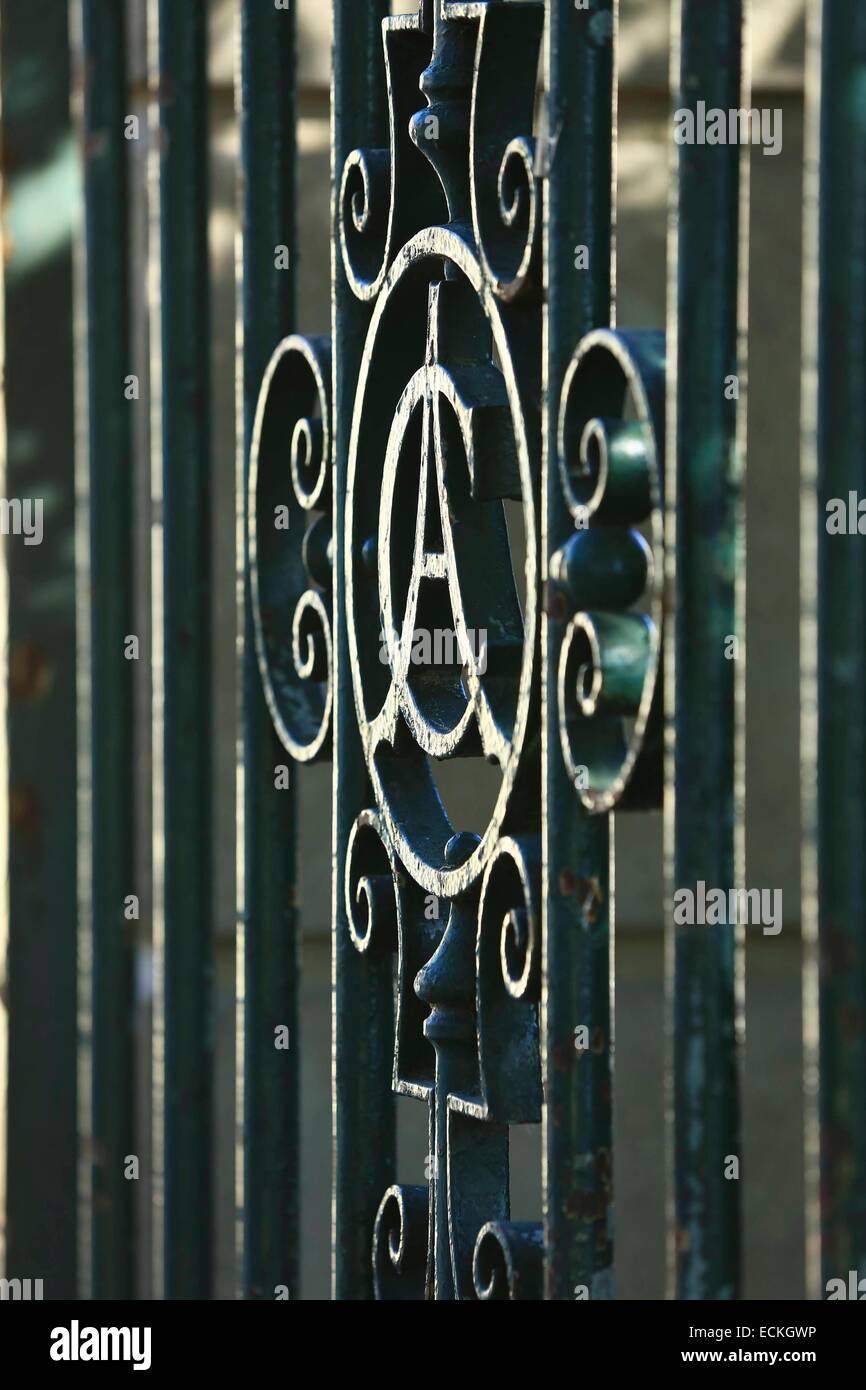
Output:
top-left (346, 227), bottom-right (538, 899)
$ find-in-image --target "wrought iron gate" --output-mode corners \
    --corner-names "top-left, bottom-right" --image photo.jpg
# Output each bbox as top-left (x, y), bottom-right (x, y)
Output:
top-left (2, 0), bottom-right (863, 1303)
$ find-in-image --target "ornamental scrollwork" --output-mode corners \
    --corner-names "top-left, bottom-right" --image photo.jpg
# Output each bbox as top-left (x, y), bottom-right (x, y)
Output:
top-left (341, 0), bottom-right (546, 1302)
top-left (249, 333), bottom-right (333, 761)
top-left (552, 328), bottom-right (665, 813)
top-left (249, 0), bottom-right (667, 1300)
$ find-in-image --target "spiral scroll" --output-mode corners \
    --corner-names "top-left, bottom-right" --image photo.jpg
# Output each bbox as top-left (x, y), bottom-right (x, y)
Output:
top-left (476, 835), bottom-right (542, 1124)
top-left (552, 328), bottom-right (666, 812)
top-left (373, 1185), bottom-right (430, 1300)
top-left (338, 18), bottom-right (445, 301)
top-left (472, 1220), bottom-right (544, 1301)
top-left (248, 334), bottom-right (333, 762)
top-left (469, 4), bottom-right (543, 300)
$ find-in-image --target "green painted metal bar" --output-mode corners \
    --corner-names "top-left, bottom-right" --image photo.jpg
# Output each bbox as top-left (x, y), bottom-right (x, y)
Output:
top-left (542, 0), bottom-right (616, 1301)
top-left (236, 0), bottom-right (299, 1301)
top-left (332, 0), bottom-right (394, 1301)
top-left (666, 0), bottom-right (748, 1301)
top-left (802, 0), bottom-right (866, 1299)
top-left (76, 0), bottom-right (136, 1300)
top-left (0, 0), bottom-right (78, 1300)
top-left (148, 0), bottom-right (213, 1300)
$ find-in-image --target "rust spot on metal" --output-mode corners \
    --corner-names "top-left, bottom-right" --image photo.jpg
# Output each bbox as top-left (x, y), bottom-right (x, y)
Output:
top-left (10, 641), bottom-right (53, 702)
top-left (566, 1189), bottom-right (607, 1223)
top-left (558, 868), bottom-right (576, 896)
top-left (594, 1147), bottom-right (612, 1182)
top-left (10, 785), bottom-right (40, 835)
top-left (545, 582), bottom-right (568, 622)
top-left (84, 129), bottom-right (109, 161)
top-left (591, 1024), bottom-right (606, 1054)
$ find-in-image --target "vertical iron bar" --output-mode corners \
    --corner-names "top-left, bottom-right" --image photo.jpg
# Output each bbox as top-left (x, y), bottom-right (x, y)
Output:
top-left (332, 0), bottom-right (394, 1300)
top-left (666, 0), bottom-right (749, 1300)
top-left (148, 0), bottom-right (213, 1300)
top-left (0, 0), bottom-right (78, 1299)
top-left (77, 0), bottom-right (136, 1300)
top-left (802, 0), bottom-right (866, 1298)
top-left (0, 34), bottom-right (6, 1290)
top-left (542, 0), bottom-right (617, 1301)
top-left (235, 0), bottom-right (299, 1300)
